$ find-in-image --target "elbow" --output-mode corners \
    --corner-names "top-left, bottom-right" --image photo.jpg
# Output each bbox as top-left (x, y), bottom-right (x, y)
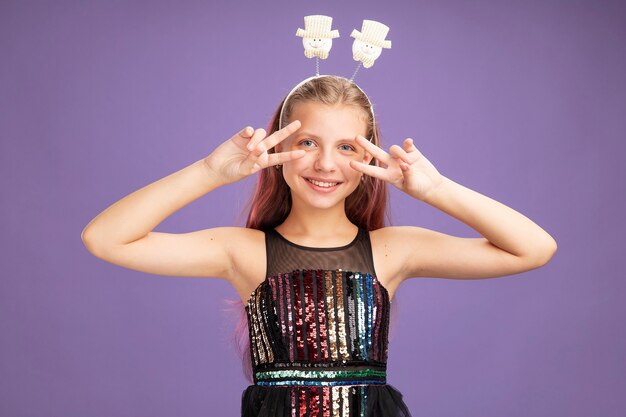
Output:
top-left (532, 238), bottom-right (558, 267)
top-left (81, 230), bottom-right (97, 256)
top-left (545, 236), bottom-right (558, 260)
top-left (81, 226), bottom-right (105, 257)
top-left (81, 225), bottom-right (95, 247)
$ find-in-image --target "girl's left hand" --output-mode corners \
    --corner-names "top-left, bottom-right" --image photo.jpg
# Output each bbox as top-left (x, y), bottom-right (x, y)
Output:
top-left (350, 136), bottom-right (445, 202)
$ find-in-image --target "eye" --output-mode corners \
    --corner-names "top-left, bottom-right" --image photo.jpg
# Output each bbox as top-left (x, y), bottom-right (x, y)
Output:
top-left (339, 144), bottom-right (356, 152)
top-left (298, 139), bottom-right (316, 148)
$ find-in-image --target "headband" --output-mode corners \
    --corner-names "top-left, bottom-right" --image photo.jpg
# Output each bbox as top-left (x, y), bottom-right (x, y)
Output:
top-left (278, 15), bottom-right (392, 141)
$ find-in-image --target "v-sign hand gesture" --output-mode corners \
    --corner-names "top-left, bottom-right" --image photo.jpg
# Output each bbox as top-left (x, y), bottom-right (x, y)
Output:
top-left (350, 136), bottom-right (445, 202)
top-left (204, 120), bottom-right (305, 185)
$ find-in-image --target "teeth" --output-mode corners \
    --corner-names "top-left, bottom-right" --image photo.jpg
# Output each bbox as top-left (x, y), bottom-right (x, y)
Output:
top-left (307, 178), bottom-right (338, 188)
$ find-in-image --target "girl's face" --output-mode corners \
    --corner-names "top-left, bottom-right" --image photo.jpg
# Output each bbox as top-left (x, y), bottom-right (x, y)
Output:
top-left (276, 101), bottom-right (374, 211)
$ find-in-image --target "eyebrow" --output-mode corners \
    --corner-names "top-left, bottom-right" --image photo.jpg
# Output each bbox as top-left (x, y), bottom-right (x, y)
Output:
top-left (295, 132), bottom-right (359, 142)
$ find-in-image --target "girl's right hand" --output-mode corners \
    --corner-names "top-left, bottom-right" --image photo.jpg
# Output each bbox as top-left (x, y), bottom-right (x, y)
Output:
top-left (203, 120), bottom-right (304, 184)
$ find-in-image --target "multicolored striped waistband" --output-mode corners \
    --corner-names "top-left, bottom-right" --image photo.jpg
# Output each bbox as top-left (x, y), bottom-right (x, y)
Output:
top-left (254, 366), bottom-right (387, 386)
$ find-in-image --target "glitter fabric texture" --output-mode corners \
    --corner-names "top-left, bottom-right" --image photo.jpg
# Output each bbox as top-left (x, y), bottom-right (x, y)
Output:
top-left (241, 228), bottom-right (412, 417)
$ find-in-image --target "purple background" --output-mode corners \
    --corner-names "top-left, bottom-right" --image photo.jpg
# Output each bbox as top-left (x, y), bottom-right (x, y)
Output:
top-left (2, 0), bottom-right (624, 416)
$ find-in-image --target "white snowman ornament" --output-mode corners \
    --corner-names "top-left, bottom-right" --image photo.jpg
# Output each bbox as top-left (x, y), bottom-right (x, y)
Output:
top-left (296, 15), bottom-right (340, 60)
top-left (350, 20), bottom-right (392, 68)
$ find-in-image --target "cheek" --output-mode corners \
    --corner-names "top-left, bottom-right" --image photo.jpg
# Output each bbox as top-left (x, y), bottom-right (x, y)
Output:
top-left (347, 152), bottom-right (368, 167)
top-left (280, 136), bottom-right (298, 151)
top-left (281, 153), bottom-right (309, 176)
top-left (340, 159), bottom-right (362, 179)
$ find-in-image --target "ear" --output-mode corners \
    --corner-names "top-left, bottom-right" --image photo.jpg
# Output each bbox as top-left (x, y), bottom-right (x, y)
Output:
top-left (362, 151), bottom-right (374, 165)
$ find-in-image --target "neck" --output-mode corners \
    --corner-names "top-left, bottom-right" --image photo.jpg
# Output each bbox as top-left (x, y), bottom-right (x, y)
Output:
top-left (278, 199), bottom-right (357, 239)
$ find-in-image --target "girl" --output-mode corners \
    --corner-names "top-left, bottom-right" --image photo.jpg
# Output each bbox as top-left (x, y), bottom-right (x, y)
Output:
top-left (82, 75), bottom-right (557, 416)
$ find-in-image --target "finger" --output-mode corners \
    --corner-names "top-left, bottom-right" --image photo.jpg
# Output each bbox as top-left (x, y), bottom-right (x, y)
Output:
top-left (389, 144), bottom-right (411, 164)
top-left (404, 139), bottom-right (422, 162)
top-left (404, 139), bottom-right (425, 163)
top-left (239, 144), bottom-right (263, 173)
top-left (239, 126), bottom-right (254, 138)
top-left (261, 120), bottom-right (302, 152)
top-left (267, 150), bottom-right (306, 166)
top-left (403, 138), bottom-right (416, 152)
top-left (349, 160), bottom-right (391, 180)
top-left (246, 128), bottom-right (267, 151)
top-left (355, 135), bottom-right (392, 165)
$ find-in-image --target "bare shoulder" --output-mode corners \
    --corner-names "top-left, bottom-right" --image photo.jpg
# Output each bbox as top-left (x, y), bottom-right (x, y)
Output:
top-left (370, 225), bottom-right (433, 257)
top-left (176, 226), bottom-right (266, 304)
top-left (218, 226), bottom-right (265, 249)
top-left (368, 226), bottom-right (418, 301)
top-left (370, 225), bottom-right (454, 297)
top-left (220, 227), bottom-right (267, 304)
top-left (212, 226), bottom-right (265, 269)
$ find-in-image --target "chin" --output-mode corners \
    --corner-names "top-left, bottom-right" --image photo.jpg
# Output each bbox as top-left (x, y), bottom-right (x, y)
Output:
top-left (302, 186), bottom-right (361, 210)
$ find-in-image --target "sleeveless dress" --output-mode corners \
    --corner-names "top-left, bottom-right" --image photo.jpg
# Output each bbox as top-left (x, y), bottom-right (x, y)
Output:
top-left (241, 227), bottom-right (412, 417)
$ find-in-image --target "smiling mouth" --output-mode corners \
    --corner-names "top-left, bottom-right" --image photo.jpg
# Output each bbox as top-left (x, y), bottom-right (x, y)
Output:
top-left (305, 178), bottom-right (341, 188)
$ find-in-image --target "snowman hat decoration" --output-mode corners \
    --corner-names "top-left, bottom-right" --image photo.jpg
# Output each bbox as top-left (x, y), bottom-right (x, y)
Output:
top-left (296, 15), bottom-right (340, 61)
top-left (278, 15), bottom-right (392, 136)
top-left (350, 20), bottom-right (392, 49)
top-left (350, 20), bottom-right (392, 69)
top-left (296, 15), bottom-right (340, 39)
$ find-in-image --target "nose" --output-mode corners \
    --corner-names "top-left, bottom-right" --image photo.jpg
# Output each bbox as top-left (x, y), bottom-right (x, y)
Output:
top-left (313, 148), bottom-right (337, 172)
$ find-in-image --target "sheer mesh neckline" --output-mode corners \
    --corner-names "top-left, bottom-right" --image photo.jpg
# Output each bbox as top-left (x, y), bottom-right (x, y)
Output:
top-left (271, 227), bottom-right (362, 252)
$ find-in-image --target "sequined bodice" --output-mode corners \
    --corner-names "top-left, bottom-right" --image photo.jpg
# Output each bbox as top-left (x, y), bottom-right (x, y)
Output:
top-left (241, 228), bottom-right (410, 416)
top-left (245, 269), bottom-right (390, 380)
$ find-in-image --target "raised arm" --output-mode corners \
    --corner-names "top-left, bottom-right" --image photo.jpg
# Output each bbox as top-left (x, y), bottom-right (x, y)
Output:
top-left (352, 136), bottom-right (557, 282)
top-left (81, 121), bottom-right (305, 280)
top-left (384, 176), bottom-right (557, 281)
top-left (81, 158), bottom-right (237, 278)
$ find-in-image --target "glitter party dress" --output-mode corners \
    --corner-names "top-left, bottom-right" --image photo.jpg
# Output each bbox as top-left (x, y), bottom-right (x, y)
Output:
top-left (241, 227), bottom-right (412, 416)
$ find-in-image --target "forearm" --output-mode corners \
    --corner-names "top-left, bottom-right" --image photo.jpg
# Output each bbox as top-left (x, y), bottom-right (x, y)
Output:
top-left (81, 158), bottom-right (225, 248)
top-left (423, 176), bottom-right (557, 260)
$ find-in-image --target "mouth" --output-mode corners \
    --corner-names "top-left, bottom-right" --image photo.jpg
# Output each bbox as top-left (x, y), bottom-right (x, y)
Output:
top-left (304, 177), bottom-right (342, 191)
